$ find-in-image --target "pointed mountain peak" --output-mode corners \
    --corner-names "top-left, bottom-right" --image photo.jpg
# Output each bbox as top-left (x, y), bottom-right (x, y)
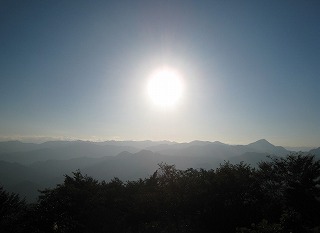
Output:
top-left (248, 139), bottom-right (273, 146)
top-left (247, 139), bottom-right (288, 155)
top-left (247, 139), bottom-right (276, 151)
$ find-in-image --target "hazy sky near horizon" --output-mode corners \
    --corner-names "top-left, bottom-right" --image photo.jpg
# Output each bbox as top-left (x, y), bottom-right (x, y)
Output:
top-left (1, 0), bottom-right (319, 147)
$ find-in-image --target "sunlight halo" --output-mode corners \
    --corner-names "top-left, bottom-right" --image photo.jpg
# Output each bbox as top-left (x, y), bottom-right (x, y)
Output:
top-left (147, 67), bottom-right (183, 108)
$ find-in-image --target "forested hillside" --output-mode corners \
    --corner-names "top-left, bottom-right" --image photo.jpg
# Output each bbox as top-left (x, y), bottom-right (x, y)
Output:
top-left (1, 153), bottom-right (319, 233)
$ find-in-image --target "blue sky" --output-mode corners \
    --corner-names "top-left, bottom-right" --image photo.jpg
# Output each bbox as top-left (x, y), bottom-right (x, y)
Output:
top-left (0, 0), bottom-right (319, 146)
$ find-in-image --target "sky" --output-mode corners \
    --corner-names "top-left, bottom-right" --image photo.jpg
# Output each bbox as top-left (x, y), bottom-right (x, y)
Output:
top-left (0, 0), bottom-right (319, 147)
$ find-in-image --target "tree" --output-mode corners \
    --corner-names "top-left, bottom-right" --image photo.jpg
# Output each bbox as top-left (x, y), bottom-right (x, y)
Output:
top-left (202, 161), bottom-right (258, 232)
top-left (17, 153), bottom-right (320, 233)
top-left (34, 170), bottom-right (102, 233)
top-left (257, 153), bottom-right (320, 232)
top-left (0, 186), bottom-right (26, 233)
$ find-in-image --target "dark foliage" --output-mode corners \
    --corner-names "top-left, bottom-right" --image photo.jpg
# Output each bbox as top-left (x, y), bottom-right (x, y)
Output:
top-left (256, 153), bottom-right (320, 232)
top-left (0, 185), bottom-right (27, 233)
top-left (1, 153), bottom-right (319, 233)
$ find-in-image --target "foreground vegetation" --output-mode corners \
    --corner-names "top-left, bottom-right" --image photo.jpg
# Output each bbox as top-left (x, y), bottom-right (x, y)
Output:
top-left (1, 153), bottom-right (320, 233)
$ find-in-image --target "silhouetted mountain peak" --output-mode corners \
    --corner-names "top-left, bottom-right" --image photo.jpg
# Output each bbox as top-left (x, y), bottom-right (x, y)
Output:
top-left (213, 141), bottom-right (226, 145)
top-left (135, 150), bottom-right (154, 156)
top-left (250, 139), bottom-right (271, 145)
top-left (247, 139), bottom-right (288, 155)
top-left (117, 151), bottom-right (133, 158)
top-left (247, 139), bottom-right (275, 148)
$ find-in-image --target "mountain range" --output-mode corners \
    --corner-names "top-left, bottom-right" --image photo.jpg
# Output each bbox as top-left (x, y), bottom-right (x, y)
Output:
top-left (0, 139), bottom-right (318, 202)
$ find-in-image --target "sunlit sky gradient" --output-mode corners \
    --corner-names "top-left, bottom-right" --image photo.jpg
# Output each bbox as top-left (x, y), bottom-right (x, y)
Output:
top-left (1, 0), bottom-right (319, 147)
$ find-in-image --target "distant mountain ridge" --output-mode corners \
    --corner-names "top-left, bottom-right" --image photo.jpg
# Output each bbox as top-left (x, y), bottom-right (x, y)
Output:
top-left (0, 139), bottom-right (309, 165)
top-left (0, 139), bottom-right (318, 202)
top-left (309, 147), bottom-right (320, 156)
top-left (246, 139), bottom-right (288, 155)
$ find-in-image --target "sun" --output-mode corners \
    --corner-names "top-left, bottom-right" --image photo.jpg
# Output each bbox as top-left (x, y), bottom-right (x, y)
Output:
top-left (147, 67), bottom-right (183, 108)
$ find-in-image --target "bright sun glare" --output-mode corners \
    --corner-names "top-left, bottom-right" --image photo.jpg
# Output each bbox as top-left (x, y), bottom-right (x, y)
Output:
top-left (147, 68), bottom-right (183, 108)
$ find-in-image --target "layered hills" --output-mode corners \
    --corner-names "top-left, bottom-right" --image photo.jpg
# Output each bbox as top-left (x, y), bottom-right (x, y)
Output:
top-left (0, 139), bottom-right (318, 202)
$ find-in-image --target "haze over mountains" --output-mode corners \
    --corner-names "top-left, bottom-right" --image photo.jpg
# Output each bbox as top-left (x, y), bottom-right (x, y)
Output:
top-left (0, 139), bottom-right (319, 202)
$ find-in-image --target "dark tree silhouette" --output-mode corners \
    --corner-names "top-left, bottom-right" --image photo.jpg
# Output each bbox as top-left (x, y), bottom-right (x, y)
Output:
top-left (0, 185), bottom-right (26, 233)
top-left (3, 153), bottom-right (319, 233)
top-left (256, 153), bottom-right (320, 232)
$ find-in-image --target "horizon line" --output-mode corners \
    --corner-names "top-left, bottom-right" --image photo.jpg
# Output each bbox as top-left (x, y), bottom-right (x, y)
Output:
top-left (0, 136), bottom-right (318, 149)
